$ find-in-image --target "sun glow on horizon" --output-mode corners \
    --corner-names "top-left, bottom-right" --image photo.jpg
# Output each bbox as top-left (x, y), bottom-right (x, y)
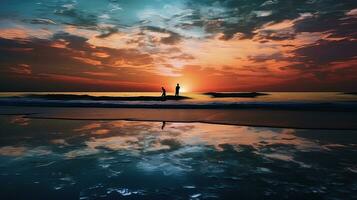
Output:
top-left (176, 81), bottom-right (192, 93)
top-left (179, 86), bottom-right (188, 93)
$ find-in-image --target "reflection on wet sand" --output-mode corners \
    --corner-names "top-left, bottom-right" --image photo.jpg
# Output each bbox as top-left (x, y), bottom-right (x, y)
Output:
top-left (0, 116), bottom-right (356, 200)
top-left (0, 146), bottom-right (27, 156)
top-left (69, 121), bottom-right (320, 162)
top-left (10, 115), bottom-right (30, 126)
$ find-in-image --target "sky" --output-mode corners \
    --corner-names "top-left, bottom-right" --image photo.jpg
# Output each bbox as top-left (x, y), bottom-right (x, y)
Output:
top-left (0, 0), bottom-right (356, 92)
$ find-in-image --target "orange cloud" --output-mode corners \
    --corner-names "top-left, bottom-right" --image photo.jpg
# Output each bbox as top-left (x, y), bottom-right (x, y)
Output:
top-left (37, 73), bottom-right (160, 91)
top-left (92, 52), bottom-right (110, 58)
top-left (10, 64), bottom-right (32, 75)
top-left (83, 71), bottom-right (117, 77)
top-left (0, 26), bottom-right (52, 40)
top-left (50, 39), bottom-right (70, 49)
top-left (72, 56), bottom-right (102, 66)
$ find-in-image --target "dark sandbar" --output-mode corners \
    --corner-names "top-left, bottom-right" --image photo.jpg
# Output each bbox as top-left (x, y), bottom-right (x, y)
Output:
top-left (23, 94), bottom-right (190, 101)
top-left (204, 92), bottom-right (269, 98)
top-left (344, 92), bottom-right (357, 95)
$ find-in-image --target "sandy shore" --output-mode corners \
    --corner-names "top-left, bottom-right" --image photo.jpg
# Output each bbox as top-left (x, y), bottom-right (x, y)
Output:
top-left (1, 106), bottom-right (357, 130)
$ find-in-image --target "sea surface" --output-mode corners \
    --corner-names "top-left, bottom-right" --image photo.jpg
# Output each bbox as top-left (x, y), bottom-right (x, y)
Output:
top-left (1, 92), bottom-right (357, 103)
top-left (0, 115), bottom-right (356, 199)
top-left (1, 92), bottom-right (357, 110)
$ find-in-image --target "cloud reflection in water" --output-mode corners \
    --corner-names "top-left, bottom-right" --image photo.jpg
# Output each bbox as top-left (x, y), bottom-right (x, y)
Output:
top-left (0, 116), bottom-right (356, 199)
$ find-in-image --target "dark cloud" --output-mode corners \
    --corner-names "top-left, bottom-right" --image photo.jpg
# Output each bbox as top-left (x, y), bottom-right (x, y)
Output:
top-left (143, 26), bottom-right (182, 45)
top-left (27, 18), bottom-right (57, 25)
top-left (96, 27), bottom-right (118, 38)
top-left (293, 39), bottom-right (357, 65)
top-left (52, 32), bottom-right (88, 48)
top-left (170, 53), bottom-right (195, 60)
top-left (185, 0), bottom-right (357, 41)
top-left (281, 39), bottom-right (357, 81)
top-left (0, 32), bottom-right (158, 91)
top-left (248, 53), bottom-right (285, 63)
top-left (295, 13), bottom-right (357, 39)
top-left (53, 5), bottom-right (98, 27)
top-left (255, 30), bottom-right (296, 41)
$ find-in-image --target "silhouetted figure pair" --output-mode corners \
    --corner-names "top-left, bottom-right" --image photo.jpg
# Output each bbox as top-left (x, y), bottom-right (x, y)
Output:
top-left (161, 83), bottom-right (180, 98)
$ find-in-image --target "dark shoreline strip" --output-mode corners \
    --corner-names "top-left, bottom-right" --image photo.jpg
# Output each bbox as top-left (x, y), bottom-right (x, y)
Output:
top-left (344, 92), bottom-right (357, 95)
top-left (204, 92), bottom-right (269, 98)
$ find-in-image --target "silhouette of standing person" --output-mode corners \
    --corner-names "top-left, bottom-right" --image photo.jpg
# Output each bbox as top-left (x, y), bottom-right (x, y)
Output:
top-left (175, 83), bottom-right (180, 96)
top-left (161, 87), bottom-right (166, 97)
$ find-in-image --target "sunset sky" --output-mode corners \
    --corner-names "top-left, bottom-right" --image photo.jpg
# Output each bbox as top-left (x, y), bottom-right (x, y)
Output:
top-left (0, 0), bottom-right (356, 92)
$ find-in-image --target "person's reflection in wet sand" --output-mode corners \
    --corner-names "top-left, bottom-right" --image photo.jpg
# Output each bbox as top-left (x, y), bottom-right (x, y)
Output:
top-left (161, 121), bottom-right (166, 130)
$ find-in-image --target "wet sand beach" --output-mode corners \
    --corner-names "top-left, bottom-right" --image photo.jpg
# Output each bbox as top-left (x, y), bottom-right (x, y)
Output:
top-left (1, 106), bottom-right (357, 130)
top-left (0, 115), bottom-right (356, 199)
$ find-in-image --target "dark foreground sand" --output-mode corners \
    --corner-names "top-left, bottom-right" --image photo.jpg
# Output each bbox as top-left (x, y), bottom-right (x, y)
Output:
top-left (1, 106), bottom-right (356, 130)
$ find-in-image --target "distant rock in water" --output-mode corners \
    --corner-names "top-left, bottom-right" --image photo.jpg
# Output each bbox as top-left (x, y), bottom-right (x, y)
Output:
top-left (204, 92), bottom-right (269, 98)
top-left (344, 92), bottom-right (357, 96)
top-left (23, 94), bottom-right (191, 101)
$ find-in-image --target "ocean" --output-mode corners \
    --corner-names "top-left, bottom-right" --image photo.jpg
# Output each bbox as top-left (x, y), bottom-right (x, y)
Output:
top-left (0, 92), bottom-right (357, 199)
top-left (1, 92), bottom-right (357, 103)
